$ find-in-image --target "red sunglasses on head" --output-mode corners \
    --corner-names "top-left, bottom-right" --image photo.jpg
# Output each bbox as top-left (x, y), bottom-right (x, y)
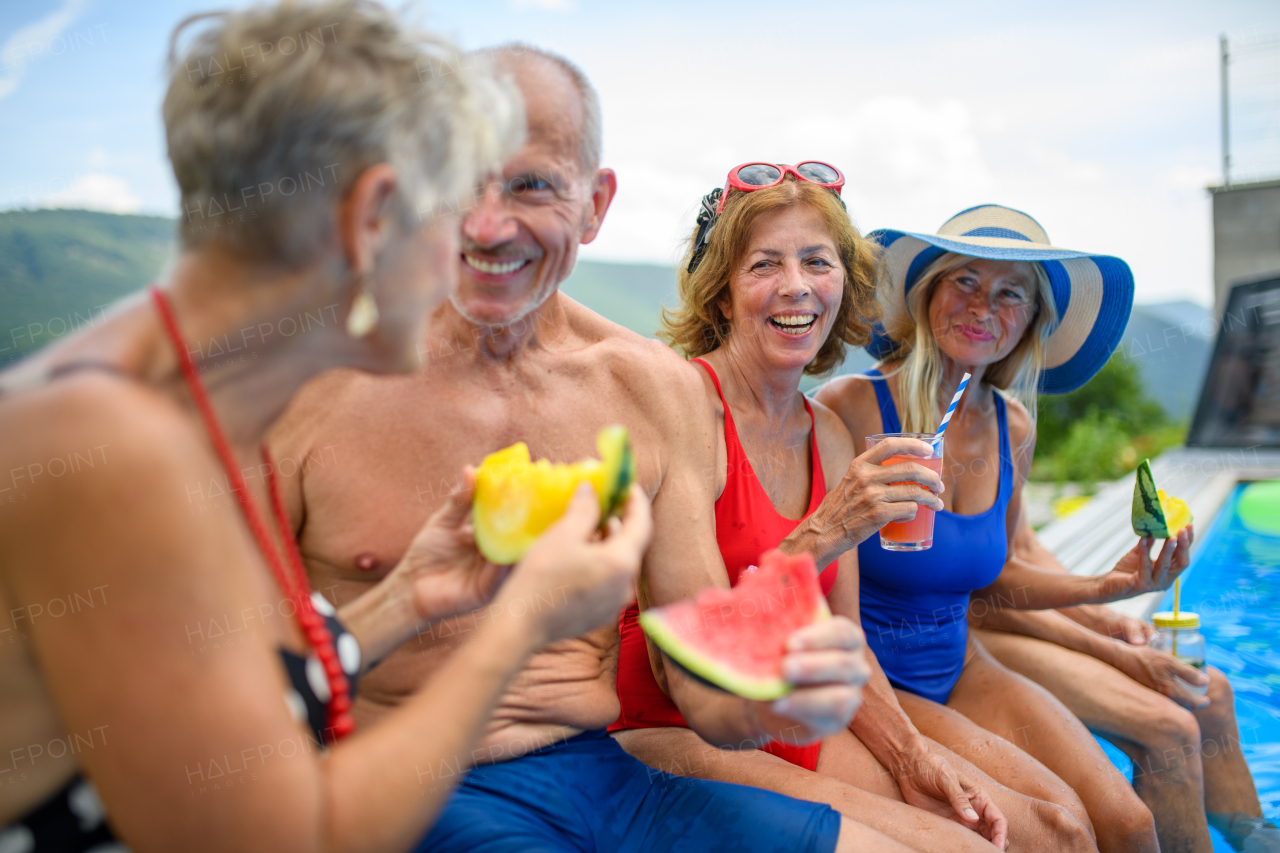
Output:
top-left (716, 161), bottom-right (845, 214)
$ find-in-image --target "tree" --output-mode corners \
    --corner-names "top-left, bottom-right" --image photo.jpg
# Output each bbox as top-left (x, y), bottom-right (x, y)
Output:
top-left (1032, 353), bottom-right (1182, 487)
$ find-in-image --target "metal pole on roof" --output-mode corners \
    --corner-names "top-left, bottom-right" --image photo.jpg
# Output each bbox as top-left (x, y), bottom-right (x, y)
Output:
top-left (1221, 33), bottom-right (1231, 188)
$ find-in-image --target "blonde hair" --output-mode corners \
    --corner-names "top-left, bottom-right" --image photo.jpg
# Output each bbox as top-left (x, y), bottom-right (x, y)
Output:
top-left (660, 179), bottom-right (880, 376)
top-left (164, 0), bottom-right (523, 266)
top-left (880, 252), bottom-right (1058, 432)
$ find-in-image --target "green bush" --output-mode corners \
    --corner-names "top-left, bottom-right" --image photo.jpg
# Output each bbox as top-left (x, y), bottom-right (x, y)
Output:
top-left (1031, 353), bottom-right (1186, 488)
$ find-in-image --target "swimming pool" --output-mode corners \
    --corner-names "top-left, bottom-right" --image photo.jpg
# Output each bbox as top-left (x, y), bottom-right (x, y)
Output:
top-left (1094, 481), bottom-right (1280, 848)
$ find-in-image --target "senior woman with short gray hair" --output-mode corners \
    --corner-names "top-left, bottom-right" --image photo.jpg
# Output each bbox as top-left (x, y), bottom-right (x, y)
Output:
top-left (0, 2), bottom-right (651, 851)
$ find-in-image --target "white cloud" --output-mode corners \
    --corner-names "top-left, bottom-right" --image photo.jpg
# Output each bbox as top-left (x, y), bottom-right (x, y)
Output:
top-left (821, 99), bottom-right (994, 194)
top-left (0, 0), bottom-right (88, 103)
top-left (564, 12), bottom-right (1232, 307)
top-left (41, 173), bottom-right (141, 214)
top-left (1123, 39), bottom-right (1218, 76)
top-left (1165, 165), bottom-right (1220, 190)
top-left (1023, 143), bottom-right (1108, 186)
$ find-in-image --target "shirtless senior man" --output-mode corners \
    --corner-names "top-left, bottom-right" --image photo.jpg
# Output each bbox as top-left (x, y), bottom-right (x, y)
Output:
top-left (270, 46), bottom-right (905, 853)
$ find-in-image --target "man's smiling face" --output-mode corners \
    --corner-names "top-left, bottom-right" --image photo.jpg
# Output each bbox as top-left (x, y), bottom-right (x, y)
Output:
top-left (452, 55), bottom-right (597, 328)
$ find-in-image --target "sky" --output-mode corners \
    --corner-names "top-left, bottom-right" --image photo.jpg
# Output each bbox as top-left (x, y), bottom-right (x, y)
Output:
top-left (1, 0), bottom-right (1278, 306)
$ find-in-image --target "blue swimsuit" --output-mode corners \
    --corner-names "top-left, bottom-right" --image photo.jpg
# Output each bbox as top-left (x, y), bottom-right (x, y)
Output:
top-left (856, 370), bottom-right (1013, 705)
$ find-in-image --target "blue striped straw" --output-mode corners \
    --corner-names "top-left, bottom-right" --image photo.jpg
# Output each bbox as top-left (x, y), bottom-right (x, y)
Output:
top-left (933, 373), bottom-right (971, 447)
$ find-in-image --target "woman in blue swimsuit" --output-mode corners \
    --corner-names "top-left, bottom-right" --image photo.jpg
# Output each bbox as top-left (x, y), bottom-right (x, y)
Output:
top-left (818, 205), bottom-right (1193, 853)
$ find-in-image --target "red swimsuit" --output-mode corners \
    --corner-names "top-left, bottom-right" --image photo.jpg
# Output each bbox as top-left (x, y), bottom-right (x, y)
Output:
top-left (611, 358), bottom-right (836, 771)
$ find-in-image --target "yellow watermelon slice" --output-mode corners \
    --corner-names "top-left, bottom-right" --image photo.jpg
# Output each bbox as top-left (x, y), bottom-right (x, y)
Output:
top-left (1132, 459), bottom-right (1192, 539)
top-left (639, 550), bottom-right (830, 701)
top-left (473, 425), bottom-right (635, 564)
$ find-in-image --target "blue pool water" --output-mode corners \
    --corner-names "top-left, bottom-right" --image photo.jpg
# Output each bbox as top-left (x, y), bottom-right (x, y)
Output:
top-left (1095, 482), bottom-right (1280, 849)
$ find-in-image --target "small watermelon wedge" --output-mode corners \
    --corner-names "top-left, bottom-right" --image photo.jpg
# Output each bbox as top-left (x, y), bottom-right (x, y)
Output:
top-left (473, 426), bottom-right (635, 564)
top-left (639, 549), bottom-right (830, 701)
top-left (1132, 459), bottom-right (1192, 539)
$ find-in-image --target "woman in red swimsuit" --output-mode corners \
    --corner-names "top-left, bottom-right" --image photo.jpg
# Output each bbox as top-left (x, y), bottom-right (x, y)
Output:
top-left (0, 5), bottom-right (650, 852)
top-left (612, 165), bottom-right (1099, 852)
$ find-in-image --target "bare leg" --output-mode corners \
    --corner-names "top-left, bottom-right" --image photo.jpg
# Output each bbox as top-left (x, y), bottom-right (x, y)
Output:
top-left (1195, 668), bottom-right (1278, 850)
top-left (1196, 668), bottom-right (1262, 816)
top-left (614, 727), bottom-right (998, 852)
top-left (835, 817), bottom-right (917, 853)
top-left (975, 626), bottom-right (1214, 853)
top-left (943, 637), bottom-right (1158, 853)
top-left (894, 690), bottom-right (1095, 834)
top-left (817, 727), bottom-right (1096, 853)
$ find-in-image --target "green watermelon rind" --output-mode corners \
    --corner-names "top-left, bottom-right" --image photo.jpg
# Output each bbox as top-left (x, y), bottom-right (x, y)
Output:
top-left (599, 426), bottom-right (636, 520)
top-left (639, 598), bottom-right (831, 702)
top-left (1132, 458), bottom-right (1170, 539)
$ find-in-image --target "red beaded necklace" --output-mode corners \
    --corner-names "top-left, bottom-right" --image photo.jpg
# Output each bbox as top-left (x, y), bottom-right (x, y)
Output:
top-left (150, 286), bottom-right (355, 741)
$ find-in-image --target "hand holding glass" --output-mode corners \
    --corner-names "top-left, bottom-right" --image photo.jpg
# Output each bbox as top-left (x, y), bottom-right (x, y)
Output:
top-left (865, 433), bottom-right (943, 551)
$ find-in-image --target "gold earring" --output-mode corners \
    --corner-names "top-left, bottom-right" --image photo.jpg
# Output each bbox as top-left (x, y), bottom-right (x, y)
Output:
top-left (346, 276), bottom-right (379, 338)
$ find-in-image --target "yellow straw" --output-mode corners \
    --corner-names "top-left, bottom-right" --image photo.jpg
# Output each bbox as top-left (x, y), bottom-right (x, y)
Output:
top-left (1172, 577), bottom-right (1181, 657)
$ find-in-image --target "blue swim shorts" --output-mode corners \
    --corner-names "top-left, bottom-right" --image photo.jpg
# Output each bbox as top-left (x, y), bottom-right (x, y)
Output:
top-left (415, 728), bottom-right (840, 853)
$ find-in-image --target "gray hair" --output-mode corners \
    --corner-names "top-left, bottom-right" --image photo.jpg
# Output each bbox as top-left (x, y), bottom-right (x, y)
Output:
top-left (480, 42), bottom-right (601, 176)
top-left (164, 0), bottom-right (524, 266)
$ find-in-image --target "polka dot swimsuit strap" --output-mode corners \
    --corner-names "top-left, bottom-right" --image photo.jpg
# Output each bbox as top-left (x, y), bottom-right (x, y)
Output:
top-left (279, 592), bottom-right (364, 745)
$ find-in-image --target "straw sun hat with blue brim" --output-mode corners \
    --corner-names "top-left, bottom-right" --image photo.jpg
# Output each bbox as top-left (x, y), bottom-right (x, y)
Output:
top-left (866, 204), bottom-right (1135, 395)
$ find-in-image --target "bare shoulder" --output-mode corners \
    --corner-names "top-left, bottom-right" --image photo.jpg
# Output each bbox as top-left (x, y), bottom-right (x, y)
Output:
top-left (998, 391), bottom-right (1036, 471)
top-left (268, 367), bottom-right (369, 457)
top-left (999, 392), bottom-right (1034, 446)
top-left (0, 370), bottom-right (194, 472)
top-left (808, 396), bottom-right (856, 476)
top-left (0, 371), bottom-right (222, 582)
top-left (812, 372), bottom-right (883, 444)
top-left (563, 297), bottom-right (710, 426)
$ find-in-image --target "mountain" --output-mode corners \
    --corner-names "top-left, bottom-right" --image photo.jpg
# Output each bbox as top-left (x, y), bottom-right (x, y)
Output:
top-left (0, 209), bottom-right (174, 364)
top-left (0, 209), bottom-right (1211, 416)
top-left (1114, 301), bottom-right (1214, 421)
top-left (560, 257), bottom-right (676, 338)
top-left (561, 256), bottom-right (875, 390)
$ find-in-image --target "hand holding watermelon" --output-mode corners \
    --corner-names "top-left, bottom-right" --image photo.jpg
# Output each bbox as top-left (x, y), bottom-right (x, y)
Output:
top-left (641, 551), bottom-right (871, 741)
top-left (761, 616), bottom-right (871, 739)
top-left (397, 466), bottom-right (514, 625)
top-left (495, 481), bottom-right (653, 646)
top-left (1090, 526), bottom-right (1194, 604)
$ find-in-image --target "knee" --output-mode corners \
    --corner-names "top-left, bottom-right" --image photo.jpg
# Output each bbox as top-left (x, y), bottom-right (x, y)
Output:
top-left (1143, 700), bottom-right (1202, 757)
top-left (1101, 791), bottom-right (1158, 851)
top-left (1031, 800), bottom-right (1096, 853)
top-left (1041, 786), bottom-right (1093, 844)
top-left (1197, 668), bottom-right (1236, 728)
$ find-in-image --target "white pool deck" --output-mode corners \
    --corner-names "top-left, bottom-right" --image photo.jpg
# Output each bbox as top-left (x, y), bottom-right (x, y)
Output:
top-left (1038, 447), bottom-right (1280, 620)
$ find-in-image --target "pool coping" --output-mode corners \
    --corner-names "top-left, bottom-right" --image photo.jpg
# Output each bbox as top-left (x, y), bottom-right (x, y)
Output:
top-left (1037, 447), bottom-right (1280, 620)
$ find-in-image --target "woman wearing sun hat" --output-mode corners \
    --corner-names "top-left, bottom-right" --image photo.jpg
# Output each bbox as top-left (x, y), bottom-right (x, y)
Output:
top-left (878, 210), bottom-right (1275, 851)
top-left (816, 204), bottom-right (1194, 853)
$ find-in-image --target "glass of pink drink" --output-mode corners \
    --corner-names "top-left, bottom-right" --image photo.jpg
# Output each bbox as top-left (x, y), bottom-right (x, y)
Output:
top-left (865, 433), bottom-right (944, 551)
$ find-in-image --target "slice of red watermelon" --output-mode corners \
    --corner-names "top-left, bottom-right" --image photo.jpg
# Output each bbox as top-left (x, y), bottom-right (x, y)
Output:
top-left (638, 549), bottom-right (830, 701)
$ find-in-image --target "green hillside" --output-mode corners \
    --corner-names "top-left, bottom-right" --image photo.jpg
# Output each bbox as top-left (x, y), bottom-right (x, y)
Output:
top-left (0, 210), bottom-right (867, 386)
top-left (561, 257), bottom-right (676, 338)
top-left (0, 209), bottom-right (876, 384)
top-left (0, 209), bottom-right (174, 361)
top-left (0, 209), bottom-right (680, 360)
